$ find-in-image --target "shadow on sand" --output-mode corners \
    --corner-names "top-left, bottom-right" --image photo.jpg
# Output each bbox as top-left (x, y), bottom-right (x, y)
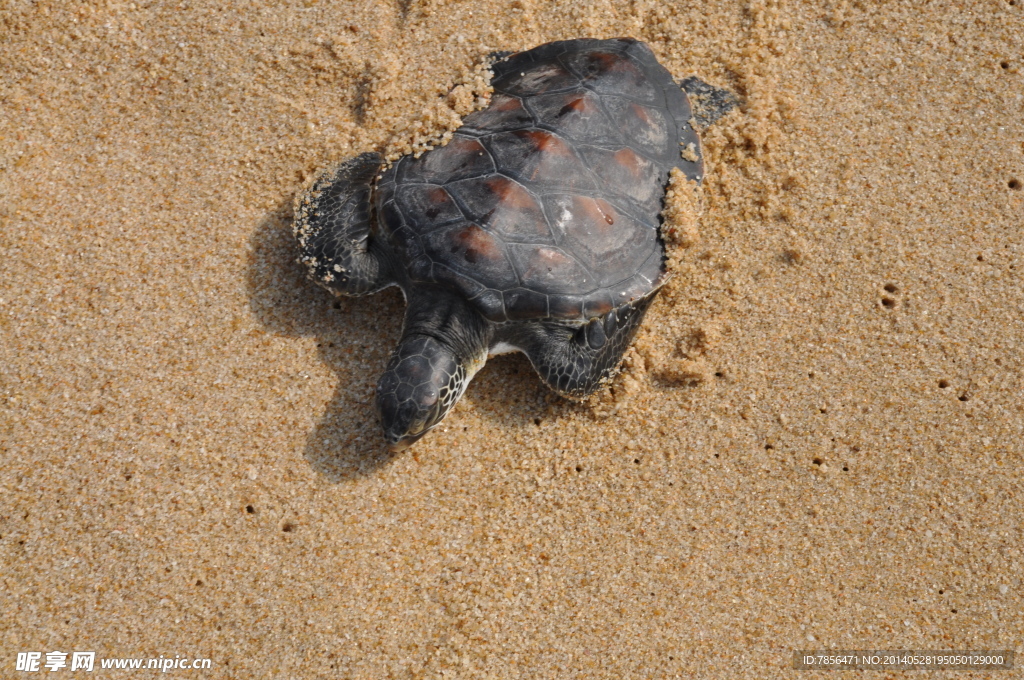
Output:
top-left (245, 194), bottom-right (405, 481)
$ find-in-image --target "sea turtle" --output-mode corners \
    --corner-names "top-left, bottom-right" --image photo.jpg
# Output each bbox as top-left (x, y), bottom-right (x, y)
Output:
top-left (294, 37), bottom-right (736, 450)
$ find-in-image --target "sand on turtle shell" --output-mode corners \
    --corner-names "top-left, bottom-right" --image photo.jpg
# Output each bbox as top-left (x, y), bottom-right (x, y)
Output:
top-left (1, 1), bottom-right (1021, 678)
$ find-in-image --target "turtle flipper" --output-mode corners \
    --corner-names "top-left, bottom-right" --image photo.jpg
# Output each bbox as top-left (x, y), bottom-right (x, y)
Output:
top-left (679, 76), bottom-right (739, 131)
top-left (294, 152), bottom-right (392, 296)
top-left (512, 289), bottom-right (660, 400)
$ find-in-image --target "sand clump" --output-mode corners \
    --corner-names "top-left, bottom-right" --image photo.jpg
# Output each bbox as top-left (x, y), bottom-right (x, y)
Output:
top-left (378, 57), bottom-right (494, 161)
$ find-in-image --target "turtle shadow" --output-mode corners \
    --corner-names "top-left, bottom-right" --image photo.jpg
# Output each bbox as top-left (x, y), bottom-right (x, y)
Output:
top-left (245, 195), bottom-right (406, 480)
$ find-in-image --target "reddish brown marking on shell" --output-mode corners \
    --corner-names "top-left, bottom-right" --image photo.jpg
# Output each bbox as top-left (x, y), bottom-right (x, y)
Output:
top-left (424, 187), bottom-right (451, 219)
top-left (577, 195), bottom-right (618, 231)
top-left (630, 103), bottom-right (653, 126)
top-left (587, 51), bottom-right (619, 72)
top-left (458, 138), bottom-right (486, 155)
top-left (585, 298), bottom-right (614, 317)
top-left (613, 148), bottom-right (644, 177)
top-left (612, 57), bottom-right (645, 78)
top-left (594, 198), bottom-right (617, 225)
top-left (432, 136), bottom-right (487, 164)
top-left (517, 130), bottom-right (571, 156)
top-left (492, 95), bottom-right (523, 111)
top-left (451, 224), bottom-right (503, 264)
top-left (414, 135), bottom-right (492, 183)
top-left (548, 296), bottom-right (584, 318)
top-left (558, 96), bottom-right (595, 117)
top-left (485, 176), bottom-right (535, 210)
top-left (514, 130), bottom-right (576, 183)
top-left (581, 50), bottom-right (646, 82)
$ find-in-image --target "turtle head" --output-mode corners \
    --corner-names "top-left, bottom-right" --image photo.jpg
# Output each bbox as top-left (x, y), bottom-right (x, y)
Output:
top-left (375, 334), bottom-right (471, 451)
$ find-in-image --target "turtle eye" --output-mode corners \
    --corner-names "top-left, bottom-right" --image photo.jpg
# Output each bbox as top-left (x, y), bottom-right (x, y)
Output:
top-left (415, 386), bottom-right (439, 408)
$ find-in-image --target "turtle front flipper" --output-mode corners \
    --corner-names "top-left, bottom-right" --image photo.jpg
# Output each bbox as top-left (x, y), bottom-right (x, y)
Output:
top-left (294, 152), bottom-right (393, 296)
top-left (679, 76), bottom-right (740, 131)
top-left (511, 289), bottom-right (660, 400)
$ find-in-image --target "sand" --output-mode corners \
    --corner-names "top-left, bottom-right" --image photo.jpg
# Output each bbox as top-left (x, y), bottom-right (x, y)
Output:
top-left (1, 0), bottom-right (1022, 677)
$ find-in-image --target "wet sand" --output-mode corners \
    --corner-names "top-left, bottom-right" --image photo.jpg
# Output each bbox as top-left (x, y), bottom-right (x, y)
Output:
top-left (2, 1), bottom-right (1022, 677)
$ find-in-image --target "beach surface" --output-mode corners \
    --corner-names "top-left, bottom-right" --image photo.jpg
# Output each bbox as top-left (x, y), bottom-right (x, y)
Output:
top-left (2, 1), bottom-right (1022, 677)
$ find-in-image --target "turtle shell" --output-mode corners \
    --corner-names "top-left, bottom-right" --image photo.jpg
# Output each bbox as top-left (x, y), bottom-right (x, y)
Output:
top-left (374, 37), bottom-right (702, 322)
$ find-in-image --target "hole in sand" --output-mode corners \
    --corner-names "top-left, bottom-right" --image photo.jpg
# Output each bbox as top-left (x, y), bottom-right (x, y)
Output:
top-left (812, 457), bottom-right (823, 466)
top-left (1009, 179), bottom-right (1022, 190)
top-left (245, 505), bottom-right (255, 514)
top-left (884, 283), bottom-right (898, 293)
top-left (281, 521), bottom-right (296, 532)
top-left (958, 394), bottom-right (969, 402)
top-left (938, 379), bottom-right (950, 388)
top-left (575, 465), bottom-right (582, 472)
top-left (881, 297), bottom-right (896, 308)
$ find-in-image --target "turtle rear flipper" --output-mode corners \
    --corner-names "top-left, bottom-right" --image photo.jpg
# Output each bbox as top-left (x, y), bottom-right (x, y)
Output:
top-left (679, 76), bottom-right (740, 131)
top-left (294, 152), bottom-right (392, 296)
top-left (510, 289), bottom-right (660, 399)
